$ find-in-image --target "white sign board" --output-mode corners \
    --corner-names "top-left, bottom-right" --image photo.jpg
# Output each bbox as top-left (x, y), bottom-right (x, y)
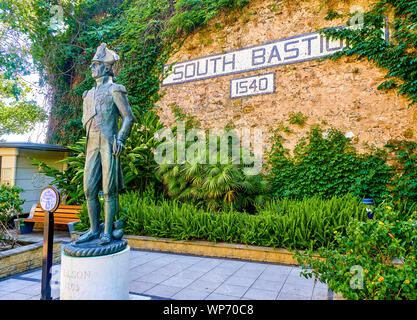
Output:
top-left (162, 25), bottom-right (389, 87)
top-left (39, 186), bottom-right (59, 212)
top-left (230, 72), bottom-right (275, 98)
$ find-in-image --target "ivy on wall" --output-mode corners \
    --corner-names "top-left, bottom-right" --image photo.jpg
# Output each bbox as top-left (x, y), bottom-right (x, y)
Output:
top-left (323, 0), bottom-right (417, 105)
top-left (266, 125), bottom-right (393, 204)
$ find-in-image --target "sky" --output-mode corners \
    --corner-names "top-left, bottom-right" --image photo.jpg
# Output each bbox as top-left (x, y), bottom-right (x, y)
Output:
top-left (2, 71), bottom-right (49, 144)
top-left (1, 5), bottom-right (75, 145)
top-left (0, 18), bottom-right (55, 144)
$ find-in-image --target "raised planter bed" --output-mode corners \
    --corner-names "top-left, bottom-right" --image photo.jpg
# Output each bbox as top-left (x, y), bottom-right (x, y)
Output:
top-left (0, 240), bottom-right (62, 279)
top-left (125, 235), bottom-right (303, 265)
top-left (71, 232), bottom-right (318, 265)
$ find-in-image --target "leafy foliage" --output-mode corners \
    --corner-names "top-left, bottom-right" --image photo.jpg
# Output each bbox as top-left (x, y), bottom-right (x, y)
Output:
top-left (31, 137), bottom-right (86, 205)
top-left (158, 155), bottom-right (269, 212)
top-left (267, 125), bottom-right (393, 203)
top-left (32, 110), bottom-right (164, 202)
top-left (118, 192), bottom-right (367, 249)
top-left (0, 185), bottom-right (24, 248)
top-left (156, 108), bottom-right (269, 212)
top-left (322, 0), bottom-right (417, 105)
top-left (288, 111), bottom-right (308, 127)
top-left (386, 140), bottom-right (417, 204)
top-left (325, 9), bottom-right (344, 21)
top-left (296, 204), bottom-right (417, 300)
top-left (0, 184), bottom-right (25, 218)
top-left (0, 97), bottom-right (47, 136)
top-left (1, 0), bottom-right (251, 144)
top-left (120, 110), bottom-right (164, 196)
top-left (0, 16), bottom-right (46, 137)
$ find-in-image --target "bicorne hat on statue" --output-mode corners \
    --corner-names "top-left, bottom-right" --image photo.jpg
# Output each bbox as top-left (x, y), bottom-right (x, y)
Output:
top-left (92, 43), bottom-right (119, 65)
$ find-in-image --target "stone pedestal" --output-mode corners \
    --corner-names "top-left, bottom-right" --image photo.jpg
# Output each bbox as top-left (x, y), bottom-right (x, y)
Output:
top-left (60, 246), bottom-right (130, 300)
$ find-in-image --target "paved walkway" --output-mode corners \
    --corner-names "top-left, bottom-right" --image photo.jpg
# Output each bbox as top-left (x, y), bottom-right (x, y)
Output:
top-left (0, 233), bottom-right (329, 300)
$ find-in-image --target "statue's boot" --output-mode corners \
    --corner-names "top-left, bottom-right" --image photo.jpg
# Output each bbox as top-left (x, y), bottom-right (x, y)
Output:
top-left (75, 229), bottom-right (100, 244)
top-left (99, 194), bottom-right (116, 245)
top-left (75, 198), bottom-right (101, 244)
top-left (99, 233), bottom-right (112, 245)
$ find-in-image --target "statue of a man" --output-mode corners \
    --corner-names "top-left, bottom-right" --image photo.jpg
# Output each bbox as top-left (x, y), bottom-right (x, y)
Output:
top-left (76, 43), bottom-right (134, 246)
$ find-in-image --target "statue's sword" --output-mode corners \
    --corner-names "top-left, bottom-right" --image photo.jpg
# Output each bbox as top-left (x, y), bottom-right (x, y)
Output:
top-left (113, 135), bottom-right (120, 222)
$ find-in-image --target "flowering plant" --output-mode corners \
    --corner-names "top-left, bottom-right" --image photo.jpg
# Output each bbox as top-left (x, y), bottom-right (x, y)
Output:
top-left (0, 185), bottom-right (25, 248)
top-left (0, 185), bottom-right (25, 220)
top-left (295, 204), bottom-right (417, 300)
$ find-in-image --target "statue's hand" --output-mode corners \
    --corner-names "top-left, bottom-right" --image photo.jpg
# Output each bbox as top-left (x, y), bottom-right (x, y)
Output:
top-left (112, 137), bottom-right (124, 157)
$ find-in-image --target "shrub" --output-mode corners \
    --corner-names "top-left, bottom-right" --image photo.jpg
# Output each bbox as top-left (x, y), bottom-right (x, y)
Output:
top-left (157, 127), bottom-right (269, 212)
top-left (119, 192), bottom-right (367, 249)
top-left (0, 185), bottom-right (25, 221)
top-left (267, 125), bottom-right (393, 203)
top-left (120, 110), bottom-right (164, 196)
top-left (386, 140), bottom-right (417, 205)
top-left (295, 205), bottom-right (417, 300)
top-left (0, 185), bottom-right (25, 248)
top-left (158, 159), bottom-right (269, 213)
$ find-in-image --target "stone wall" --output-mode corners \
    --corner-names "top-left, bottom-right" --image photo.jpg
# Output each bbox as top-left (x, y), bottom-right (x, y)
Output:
top-left (0, 241), bottom-right (61, 279)
top-left (156, 0), bottom-right (415, 154)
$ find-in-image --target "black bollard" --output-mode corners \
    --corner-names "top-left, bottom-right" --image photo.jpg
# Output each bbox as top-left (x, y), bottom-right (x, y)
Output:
top-left (41, 210), bottom-right (54, 300)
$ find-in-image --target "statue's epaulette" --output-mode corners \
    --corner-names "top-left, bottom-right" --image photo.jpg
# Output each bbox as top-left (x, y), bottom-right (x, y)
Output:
top-left (82, 90), bottom-right (88, 99)
top-left (112, 84), bottom-right (127, 94)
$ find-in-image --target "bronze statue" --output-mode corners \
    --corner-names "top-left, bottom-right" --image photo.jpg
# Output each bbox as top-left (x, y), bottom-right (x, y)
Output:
top-left (64, 43), bottom-right (134, 256)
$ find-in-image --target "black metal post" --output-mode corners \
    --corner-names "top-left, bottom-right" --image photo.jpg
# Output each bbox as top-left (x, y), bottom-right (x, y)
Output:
top-left (41, 210), bottom-right (54, 300)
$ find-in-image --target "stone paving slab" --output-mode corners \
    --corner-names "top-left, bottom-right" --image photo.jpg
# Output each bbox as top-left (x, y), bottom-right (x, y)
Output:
top-left (0, 248), bottom-right (329, 300)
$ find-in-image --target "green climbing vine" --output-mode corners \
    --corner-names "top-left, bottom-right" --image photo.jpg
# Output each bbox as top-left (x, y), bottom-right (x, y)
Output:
top-left (322, 0), bottom-right (417, 105)
top-left (266, 125), bottom-right (393, 204)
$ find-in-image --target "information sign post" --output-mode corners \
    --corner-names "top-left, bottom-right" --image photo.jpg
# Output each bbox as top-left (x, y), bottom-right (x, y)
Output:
top-left (39, 186), bottom-right (60, 300)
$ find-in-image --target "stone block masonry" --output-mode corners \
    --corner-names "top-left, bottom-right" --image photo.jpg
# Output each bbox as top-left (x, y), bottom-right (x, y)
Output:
top-left (0, 241), bottom-right (62, 279)
top-left (157, 0), bottom-right (415, 154)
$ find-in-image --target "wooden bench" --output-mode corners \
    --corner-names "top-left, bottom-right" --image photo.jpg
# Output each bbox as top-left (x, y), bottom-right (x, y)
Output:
top-left (20, 204), bottom-right (82, 234)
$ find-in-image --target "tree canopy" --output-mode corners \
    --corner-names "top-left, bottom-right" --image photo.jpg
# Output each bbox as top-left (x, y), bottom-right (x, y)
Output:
top-left (0, 0), bottom-right (250, 144)
top-left (0, 17), bottom-right (46, 138)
